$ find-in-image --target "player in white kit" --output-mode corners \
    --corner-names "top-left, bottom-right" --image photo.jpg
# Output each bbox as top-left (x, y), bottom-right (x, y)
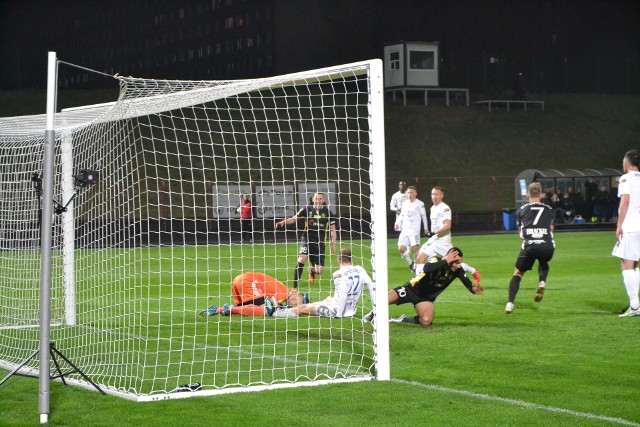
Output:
top-left (612, 149), bottom-right (640, 317)
top-left (273, 248), bottom-right (374, 318)
top-left (413, 186), bottom-right (481, 285)
top-left (395, 186), bottom-right (429, 269)
top-left (389, 180), bottom-right (409, 219)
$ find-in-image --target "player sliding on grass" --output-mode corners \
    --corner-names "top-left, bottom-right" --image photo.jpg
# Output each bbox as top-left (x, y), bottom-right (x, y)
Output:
top-left (411, 186), bottom-right (482, 285)
top-left (273, 249), bottom-right (374, 319)
top-left (379, 247), bottom-right (483, 327)
top-left (199, 272), bottom-right (308, 317)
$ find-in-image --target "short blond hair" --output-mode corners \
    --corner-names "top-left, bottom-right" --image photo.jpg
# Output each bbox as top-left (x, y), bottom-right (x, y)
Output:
top-left (337, 248), bottom-right (352, 263)
top-left (528, 182), bottom-right (542, 197)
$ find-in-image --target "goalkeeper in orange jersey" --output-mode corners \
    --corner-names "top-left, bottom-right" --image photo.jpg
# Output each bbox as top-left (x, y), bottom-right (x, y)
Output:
top-left (199, 272), bottom-right (308, 317)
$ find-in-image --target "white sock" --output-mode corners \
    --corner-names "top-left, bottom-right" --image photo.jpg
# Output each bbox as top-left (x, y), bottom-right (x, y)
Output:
top-left (622, 269), bottom-right (640, 309)
top-left (461, 262), bottom-right (475, 274)
top-left (401, 251), bottom-right (412, 265)
top-left (414, 263), bottom-right (425, 274)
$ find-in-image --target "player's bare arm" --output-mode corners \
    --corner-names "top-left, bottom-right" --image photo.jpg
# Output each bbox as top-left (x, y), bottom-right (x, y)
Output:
top-left (434, 219), bottom-right (451, 237)
top-left (617, 193), bottom-right (630, 240)
top-left (275, 217), bottom-right (296, 228)
top-left (330, 224), bottom-right (338, 254)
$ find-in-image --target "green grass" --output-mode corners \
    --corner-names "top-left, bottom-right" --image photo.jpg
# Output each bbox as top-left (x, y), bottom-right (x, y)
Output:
top-left (2, 231), bottom-right (640, 426)
top-left (384, 93), bottom-right (640, 178)
top-left (1, 242), bottom-right (376, 398)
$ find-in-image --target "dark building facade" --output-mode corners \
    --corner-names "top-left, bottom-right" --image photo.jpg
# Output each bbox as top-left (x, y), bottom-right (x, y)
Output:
top-left (0, 0), bottom-right (638, 93)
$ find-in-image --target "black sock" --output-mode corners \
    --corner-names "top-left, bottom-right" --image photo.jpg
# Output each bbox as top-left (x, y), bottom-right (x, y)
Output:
top-left (293, 262), bottom-right (304, 288)
top-left (508, 275), bottom-right (522, 303)
top-left (538, 264), bottom-right (549, 283)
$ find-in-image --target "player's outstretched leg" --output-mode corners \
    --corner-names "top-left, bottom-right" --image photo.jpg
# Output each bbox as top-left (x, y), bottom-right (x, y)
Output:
top-left (199, 303), bottom-right (218, 317)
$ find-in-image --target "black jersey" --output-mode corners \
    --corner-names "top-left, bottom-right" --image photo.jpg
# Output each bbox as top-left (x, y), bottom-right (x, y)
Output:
top-left (407, 258), bottom-right (474, 300)
top-left (516, 201), bottom-right (555, 247)
top-left (295, 205), bottom-right (336, 243)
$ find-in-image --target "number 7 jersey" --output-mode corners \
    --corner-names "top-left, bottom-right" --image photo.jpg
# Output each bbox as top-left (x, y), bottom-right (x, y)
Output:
top-left (516, 201), bottom-right (555, 247)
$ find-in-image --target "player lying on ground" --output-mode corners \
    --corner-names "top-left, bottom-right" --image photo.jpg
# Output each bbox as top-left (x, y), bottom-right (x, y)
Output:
top-left (273, 248), bottom-right (374, 318)
top-left (199, 272), bottom-right (308, 317)
top-left (369, 247), bottom-right (483, 327)
top-left (409, 186), bottom-right (481, 284)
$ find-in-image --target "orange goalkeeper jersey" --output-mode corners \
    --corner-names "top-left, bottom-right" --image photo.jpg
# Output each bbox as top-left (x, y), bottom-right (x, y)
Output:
top-left (231, 272), bottom-right (290, 305)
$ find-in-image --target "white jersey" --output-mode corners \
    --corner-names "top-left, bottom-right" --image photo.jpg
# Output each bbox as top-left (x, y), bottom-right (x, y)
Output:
top-left (430, 202), bottom-right (452, 242)
top-left (619, 171), bottom-right (640, 232)
top-left (390, 190), bottom-right (409, 215)
top-left (329, 264), bottom-right (374, 317)
top-left (396, 199), bottom-right (428, 235)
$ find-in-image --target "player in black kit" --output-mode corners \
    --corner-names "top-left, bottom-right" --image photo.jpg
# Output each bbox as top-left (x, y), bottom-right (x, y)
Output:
top-left (275, 192), bottom-right (337, 290)
top-left (505, 182), bottom-right (555, 314)
top-left (386, 247), bottom-right (484, 327)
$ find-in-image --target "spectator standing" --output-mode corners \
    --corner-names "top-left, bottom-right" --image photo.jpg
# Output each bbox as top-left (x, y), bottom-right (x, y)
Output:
top-left (584, 177), bottom-right (598, 219)
top-left (239, 193), bottom-right (253, 243)
top-left (562, 187), bottom-right (578, 222)
top-left (595, 185), bottom-right (611, 222)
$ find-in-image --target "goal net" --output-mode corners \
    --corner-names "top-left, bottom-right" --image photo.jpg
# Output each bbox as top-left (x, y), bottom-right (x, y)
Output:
top-left (0, 59), bottom-right (389, 401)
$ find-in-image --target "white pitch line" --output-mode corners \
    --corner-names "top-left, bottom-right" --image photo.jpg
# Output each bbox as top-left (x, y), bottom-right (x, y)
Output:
top-left (394, 379), bottom-right (640, 426)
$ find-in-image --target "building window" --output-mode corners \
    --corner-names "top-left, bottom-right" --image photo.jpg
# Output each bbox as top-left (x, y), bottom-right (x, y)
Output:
top-left (409, 51), bottom-right (435, 70)
top-left (390, 52), bottom-right (400, 70)
top-left (179, 8), bottom-right (185, 19)
top-left (225, 17), bottom-right (234, 29)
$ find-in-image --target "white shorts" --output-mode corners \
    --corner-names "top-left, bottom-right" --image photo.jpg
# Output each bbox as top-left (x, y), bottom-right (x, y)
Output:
top-left (398, 233), bottom-right (421, 249)
top-left (419, 237), bottom-right (452, 258)
top-left (612, 231), bottom-right (640, 261)
top-left (311, 296), bottom-right (338, 318)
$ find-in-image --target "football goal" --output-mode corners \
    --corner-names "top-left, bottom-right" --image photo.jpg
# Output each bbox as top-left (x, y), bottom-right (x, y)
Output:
top-left (0, 56), bottom-right (389, 402)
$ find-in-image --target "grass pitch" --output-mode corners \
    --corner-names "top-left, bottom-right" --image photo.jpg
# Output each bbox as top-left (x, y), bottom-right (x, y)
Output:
top-left (1, 231), bottom-right (639, 426)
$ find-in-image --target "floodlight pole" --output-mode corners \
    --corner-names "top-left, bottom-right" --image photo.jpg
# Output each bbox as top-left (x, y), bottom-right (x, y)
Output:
top-left (39, 51), bottom-right (58, 425)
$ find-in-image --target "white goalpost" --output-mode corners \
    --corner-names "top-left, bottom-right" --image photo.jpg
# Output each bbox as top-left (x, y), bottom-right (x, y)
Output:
top-left (0, 55), bottom-right (389, 405)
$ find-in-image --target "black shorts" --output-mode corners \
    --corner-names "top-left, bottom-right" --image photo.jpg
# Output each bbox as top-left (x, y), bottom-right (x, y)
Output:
top-left (515, 243), bottom-right (555, 272)
top-left (392, 283), bottom-right (436, 305)
top-left (299, 239), bottom-right (326, 267)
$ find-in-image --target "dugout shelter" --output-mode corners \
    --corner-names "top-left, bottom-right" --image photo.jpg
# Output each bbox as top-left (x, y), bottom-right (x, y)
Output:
top-left (515, 168), bottom-right (623, 208)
